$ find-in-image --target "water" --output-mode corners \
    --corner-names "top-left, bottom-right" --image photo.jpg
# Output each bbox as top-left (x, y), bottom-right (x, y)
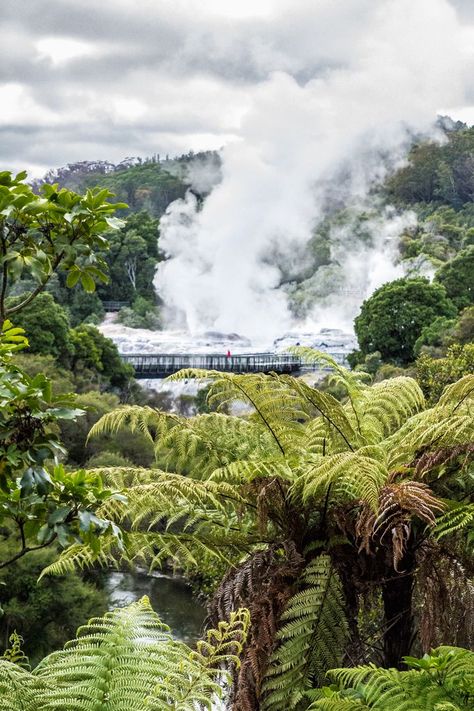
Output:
top-left (106, 570), bottom-right (207, 645)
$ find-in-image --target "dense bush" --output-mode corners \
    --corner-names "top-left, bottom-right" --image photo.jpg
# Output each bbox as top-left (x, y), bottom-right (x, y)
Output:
top-left (69, 323), bottom-right (134, 390)
top-left (416, 343), bottom-right (474, 404)
top-left (434, 245), bottom-right (474, 310)
top-left (0, 543), bottom-right (107, 665)
top-left (8, 293), bottom-right (74, 364)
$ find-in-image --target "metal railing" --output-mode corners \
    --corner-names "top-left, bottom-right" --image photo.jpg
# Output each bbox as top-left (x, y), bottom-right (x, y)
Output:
top-left (121, 352), bottom-right (302, 378)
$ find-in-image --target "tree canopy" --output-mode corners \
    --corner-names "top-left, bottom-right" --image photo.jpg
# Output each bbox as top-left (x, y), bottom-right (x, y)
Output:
top-left (353, 277), bottom-right (457, 364)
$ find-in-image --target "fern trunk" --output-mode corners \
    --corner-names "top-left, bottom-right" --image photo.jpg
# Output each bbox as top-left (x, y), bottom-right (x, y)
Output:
top-left (381, 556), bottom-right (415, 668)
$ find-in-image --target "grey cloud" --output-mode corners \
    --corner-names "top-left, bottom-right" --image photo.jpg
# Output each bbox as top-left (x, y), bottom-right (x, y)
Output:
top-left (0, 0), bottom-right (473, 175)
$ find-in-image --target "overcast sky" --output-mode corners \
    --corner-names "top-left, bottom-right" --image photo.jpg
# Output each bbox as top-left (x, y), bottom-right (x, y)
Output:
top-left (2, 0), bottom-right (474, 178)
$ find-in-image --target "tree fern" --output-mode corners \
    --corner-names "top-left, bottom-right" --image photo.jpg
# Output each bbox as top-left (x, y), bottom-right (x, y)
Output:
top-left (64, 361), bottom-right (474, 704)
top-left (262, 555), bottom-right (349, 710)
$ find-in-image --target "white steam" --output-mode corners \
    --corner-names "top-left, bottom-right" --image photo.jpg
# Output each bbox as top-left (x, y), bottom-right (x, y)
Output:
top-left (156, 0), bottom-right (471, 341)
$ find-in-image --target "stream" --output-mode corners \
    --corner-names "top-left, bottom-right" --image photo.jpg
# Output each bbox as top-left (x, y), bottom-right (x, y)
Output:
top-left (106, 570), bottom-right (207, 645)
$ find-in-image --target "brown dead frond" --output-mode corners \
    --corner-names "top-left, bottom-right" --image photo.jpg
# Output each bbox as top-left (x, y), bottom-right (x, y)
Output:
top-left (356, 481), bottom-right (445, 570)
top-left (410, 442), bottom-right (474, 479)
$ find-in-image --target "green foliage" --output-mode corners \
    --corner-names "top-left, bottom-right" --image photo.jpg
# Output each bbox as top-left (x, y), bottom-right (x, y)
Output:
top-left (61, 390), bottom-right (153, 466)
top-left (386, 125), bottom-right (474, 207)
top-left (263, 555), bottom-right (349, 710)
top-left (435, 246), bottom-right (474, 310)
top-left (414, 306), bottom-right (474, 359)
top-left (59, 355), bottom-right (474, 707)
top-left (413, 316), bottom-right (457, 357)
top-left (99, 211), bottom-right (161, 304)
top-left (0, 170), bottom-right (125, 324)
top-left (58, 161), bottom-right (186, 216)
top-left (0, 326), bottom-right (125, 569)
top-left (61, 287), bottom-right (105, 327)
top-left (307, 646), bottom-right (474, 710)
top-left (416, 344), bottom-right (474, 404)
top-left (14, 353), bottom-right (75, 396)
top-left (0, 597), bottom-right (249, 710)
top-left (69, 323), bottom-right (134, 390)
top-left (0, 543), bottom-right (107, 664)
top-left (117, 296), bottom-right (162, 330)
top-left (60, 390), bottom-right (154, 467)
top-left (85, 450), bottom-right (135, 468)
top-left (354, 277), bottom-right (457, 364)
top-left (8, 292), bottom-right (73, 364)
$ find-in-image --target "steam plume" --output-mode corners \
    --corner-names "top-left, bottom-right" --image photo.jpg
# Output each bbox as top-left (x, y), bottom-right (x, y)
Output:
top-left (156, 0), bottom-right (471, 342)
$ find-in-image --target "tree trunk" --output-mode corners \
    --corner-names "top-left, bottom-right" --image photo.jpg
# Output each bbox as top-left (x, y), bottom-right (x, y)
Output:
top-left (381, 561), bottom-right (415, 668)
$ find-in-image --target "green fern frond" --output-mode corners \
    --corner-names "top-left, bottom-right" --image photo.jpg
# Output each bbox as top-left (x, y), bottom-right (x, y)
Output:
top-left (262, 555), bottom-right (348, 710)
top-left (281, 375), bottom-right (361, 452)
top-left (9, 597), bottom-right (250, 711)
top-left (384, 409), bottom-right (474, 470)
top-left (2, 632), bottom-right (30, 670)
top-left (88, 405), bottom-right (180, 445)
top-left (156, 412), bottom-right (265, 475)
top-left (355, 377), bottom-right (425, 443)
top-left (147, 608), bottom-right (250, 710)
top-left (306, 692), bottom-right (369, 710)
top-left (170, 369), bottom-right (312, 456)
top-left (289, 347), bottom-right (367, 396)
top-left (309, 646), bottom-right (474, 711)
top-left (434, 503), bottom-right (474, 542)
top-left (292, 452), bottom-right (387, 511)
top-left (39, 534), bottom-right (122, 578)
top-left (0, 660), bottom-right (43, 711)
top-left (437, 374), bottom-right (474, 413)
top-left (208, 457), bottom-right (295, 485)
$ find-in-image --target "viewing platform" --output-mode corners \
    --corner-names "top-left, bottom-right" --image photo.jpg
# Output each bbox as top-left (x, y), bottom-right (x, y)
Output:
top-left (120, 353), bottom-right (303, 378)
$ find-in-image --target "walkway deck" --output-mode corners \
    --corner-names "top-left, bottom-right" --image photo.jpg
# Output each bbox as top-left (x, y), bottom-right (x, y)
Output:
top-left (121, 353), bottom-right (302, 378)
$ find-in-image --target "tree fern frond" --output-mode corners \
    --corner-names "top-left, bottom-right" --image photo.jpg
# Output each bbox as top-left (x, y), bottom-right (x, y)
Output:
top-left (147, 608), bottom-right (250, 710)
top-left (262, 555), bottom-right (348, 710)
top-left (15, 597), bottom-right (250, 711)
top-left (208, 458), bottom-right (295, 486)
top-left (437, 374), bottom-right (474, 413)
top-left (2, 632), bottom-right (30, 670)
top-left (171, 369), bottom-right (312, 456)
top-left (355, 377), bottom-right (425, 443)
top-left (384, 410), bottom-right (474, 470)
top-left (289, 347), bottom-right (367, 395)
top-left (307, 697), bottom-right (369, 711)
top-left (87, 405), bottom-right (179, 444)
top-left (292, 452), bottom-right (387, 511)
top-left (156, 412), bottom-right (265, 476)
top-left (356, 481), bottom-right (444, 569)
top-left (38, 534), bottom-right (123, 578)
top-left (281, 375), bottom-right (362, 452)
